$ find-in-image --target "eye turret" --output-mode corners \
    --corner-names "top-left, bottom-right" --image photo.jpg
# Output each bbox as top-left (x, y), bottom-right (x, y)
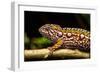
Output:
top-left (57, 31), bottom-right (63, 37)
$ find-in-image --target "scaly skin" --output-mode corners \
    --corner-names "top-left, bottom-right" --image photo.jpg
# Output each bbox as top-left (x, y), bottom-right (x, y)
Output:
top-left (39, 24), bottom-right (90, 56)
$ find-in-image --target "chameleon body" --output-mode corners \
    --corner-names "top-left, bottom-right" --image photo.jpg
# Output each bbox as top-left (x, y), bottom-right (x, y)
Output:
top-left (39, 24), bottom-right (90, 55)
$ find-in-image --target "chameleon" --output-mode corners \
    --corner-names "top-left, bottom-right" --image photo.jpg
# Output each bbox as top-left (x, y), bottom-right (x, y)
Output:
top-left (39, 24), bottom-right (90, 57)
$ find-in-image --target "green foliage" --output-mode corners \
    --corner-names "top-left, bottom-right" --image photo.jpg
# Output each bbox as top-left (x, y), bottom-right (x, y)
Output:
top-left (31, 37), bottom-right (52, 49)
top-left (24, 33), bottom-right (30, 44)
top-left (24, 33), bottom-right (30, 49)
top-left (24, 32), bottom-right (52, 49)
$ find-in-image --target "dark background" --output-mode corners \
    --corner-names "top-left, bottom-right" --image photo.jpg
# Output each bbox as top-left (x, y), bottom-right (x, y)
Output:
top-left (24, 11), bottom-right (90, 39)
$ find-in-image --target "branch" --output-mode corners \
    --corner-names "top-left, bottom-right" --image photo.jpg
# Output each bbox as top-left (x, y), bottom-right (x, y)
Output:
top-left (24, 49), bottom-right (90, 61)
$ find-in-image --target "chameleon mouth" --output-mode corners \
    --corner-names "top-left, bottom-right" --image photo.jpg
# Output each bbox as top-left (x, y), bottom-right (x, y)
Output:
top-left (39, 27), bottom-right (49, 37)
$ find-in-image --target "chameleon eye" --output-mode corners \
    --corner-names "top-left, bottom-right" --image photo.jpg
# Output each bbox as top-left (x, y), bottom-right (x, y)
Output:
top-left (57, 31), bottom-right (62, 37)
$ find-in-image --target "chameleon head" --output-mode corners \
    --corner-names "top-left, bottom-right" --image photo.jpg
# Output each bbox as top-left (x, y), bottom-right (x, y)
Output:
top-left (39, 24), bottom-right (63, 41)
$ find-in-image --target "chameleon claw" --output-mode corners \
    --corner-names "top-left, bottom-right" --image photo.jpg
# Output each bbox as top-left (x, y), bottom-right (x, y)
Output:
top-left (48, 47), bottom-right (55, 52)
top-left (44, 54), bottom-right (49, 58)
top-left (43, 48), bottom-right (53, 58)
top-left (43, 51), bottom-right (53, 59)
top-left (47, 47), bottom-right (54, 57)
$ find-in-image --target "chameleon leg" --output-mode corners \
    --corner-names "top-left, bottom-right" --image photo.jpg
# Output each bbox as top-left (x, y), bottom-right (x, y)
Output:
top-left (46, 38), bottom-right (63, 58)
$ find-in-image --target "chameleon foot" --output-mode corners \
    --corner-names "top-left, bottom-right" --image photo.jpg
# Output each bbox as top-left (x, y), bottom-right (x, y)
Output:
top-left (43, 47), bottom-right (55, 58)
top-left (47, 47), bottom-right (55, 58)
top-left (48, 47), bottom-right (55, 55)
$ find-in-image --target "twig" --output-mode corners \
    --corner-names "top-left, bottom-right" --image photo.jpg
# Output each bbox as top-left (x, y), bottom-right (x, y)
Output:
top-left (24, 48), bottom-right (90, 61)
